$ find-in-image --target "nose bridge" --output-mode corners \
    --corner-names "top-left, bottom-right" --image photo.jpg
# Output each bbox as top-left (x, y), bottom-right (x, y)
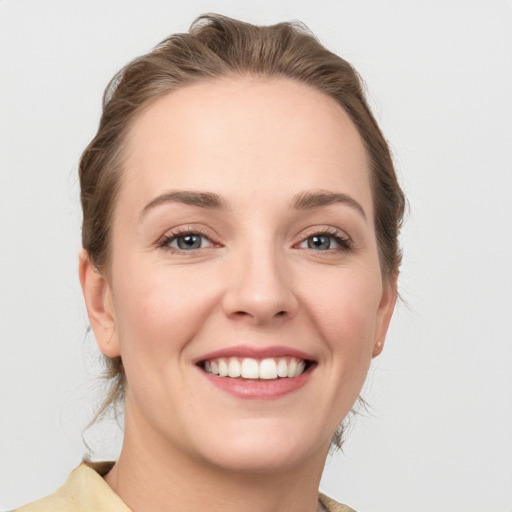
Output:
top-left (222, 234), bottom-right (297, 323)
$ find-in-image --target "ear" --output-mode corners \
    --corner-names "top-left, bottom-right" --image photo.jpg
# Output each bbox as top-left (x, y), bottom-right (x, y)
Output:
top-left (372, 272), bottom-right (398, 358)
top-left (78, 248), bottom-right (120, 358)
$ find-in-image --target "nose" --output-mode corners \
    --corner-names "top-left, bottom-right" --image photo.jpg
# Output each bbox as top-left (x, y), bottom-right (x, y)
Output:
top-left (221, 246), bottom-right (298, 325)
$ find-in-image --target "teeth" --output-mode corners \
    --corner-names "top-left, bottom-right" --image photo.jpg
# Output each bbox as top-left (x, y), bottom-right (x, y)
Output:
top-left (203, 356), bottom-right (308, 379)
top-left (287, 359), bottom-right (297, 378)
top-left (259, 358), bottom-right (277, 379)
top-left (228, 357), bottom-right (241, 378)
top-left (277, 358), bottom-right (288, 378)
top-left (218, 358), bottom-right (228, 377)
top-left (241, 358), bottom-right (259, 379)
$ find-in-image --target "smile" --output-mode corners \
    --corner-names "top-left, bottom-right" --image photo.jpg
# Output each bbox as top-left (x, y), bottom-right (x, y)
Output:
top-left (201, 357), bottom-right (308, 380)
top-left (195, 346), bottom-right (317, 399)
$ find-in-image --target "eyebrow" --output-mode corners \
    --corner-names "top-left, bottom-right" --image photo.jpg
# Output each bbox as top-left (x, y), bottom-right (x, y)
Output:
top-left (141, 190), bottom-right (226, 218)
top-left (140, 189), bottom-right (367, 221)
top-left (291, 191), bottom-right (367, 221)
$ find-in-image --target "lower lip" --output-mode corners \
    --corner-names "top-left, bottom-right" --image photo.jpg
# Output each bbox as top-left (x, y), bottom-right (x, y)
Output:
top-left (198, 366), bottom-right (314, 400)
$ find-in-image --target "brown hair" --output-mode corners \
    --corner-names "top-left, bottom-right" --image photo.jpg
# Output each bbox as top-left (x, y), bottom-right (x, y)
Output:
top-left (80, 13), bottom-right (405, 446)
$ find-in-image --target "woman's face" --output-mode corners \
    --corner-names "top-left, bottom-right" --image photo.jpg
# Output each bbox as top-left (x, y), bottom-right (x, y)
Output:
top-left (85, 77), bottom-right (396, 473)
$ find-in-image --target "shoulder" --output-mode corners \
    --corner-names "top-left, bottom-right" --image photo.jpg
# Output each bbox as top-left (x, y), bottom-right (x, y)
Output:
top-left (13, 462), bottom-right (130, 512)
top-left (318, 492), bottom-right (358, 512)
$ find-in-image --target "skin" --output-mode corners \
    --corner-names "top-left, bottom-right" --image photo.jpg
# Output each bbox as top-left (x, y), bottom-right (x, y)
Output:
top-left (79, 77), bottom-right (397, 512)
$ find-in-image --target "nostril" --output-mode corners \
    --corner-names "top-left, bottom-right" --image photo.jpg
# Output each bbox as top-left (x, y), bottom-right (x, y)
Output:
top-left (230, 310), bottom-right (256, 321)
top-left (229, 309), bottom-right (288, 322)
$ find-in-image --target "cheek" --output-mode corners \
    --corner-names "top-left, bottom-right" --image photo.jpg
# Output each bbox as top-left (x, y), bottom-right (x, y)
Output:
top-left (303, 265), bottom-right (383, 358)
top-left (111, 262), bottom-right (222, 363)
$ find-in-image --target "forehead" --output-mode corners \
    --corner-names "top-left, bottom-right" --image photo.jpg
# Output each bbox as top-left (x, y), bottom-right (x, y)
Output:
top-left (121, 76), bottom-right (372, 214)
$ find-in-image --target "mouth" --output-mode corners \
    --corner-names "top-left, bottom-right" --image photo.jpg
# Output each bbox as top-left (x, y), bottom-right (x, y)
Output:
top-left (198, 356), bottom-right (315, 380)
top-left (194, 346), bottom-right (317, 399)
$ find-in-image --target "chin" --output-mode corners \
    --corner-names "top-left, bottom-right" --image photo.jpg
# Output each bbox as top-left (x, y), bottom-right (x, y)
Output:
top-left (193, 420), bottom-right (330, 475)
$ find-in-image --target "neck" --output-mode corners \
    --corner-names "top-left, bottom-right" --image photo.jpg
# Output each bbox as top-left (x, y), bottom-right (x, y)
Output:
top-left (104, 409), bottom-right (328, 512)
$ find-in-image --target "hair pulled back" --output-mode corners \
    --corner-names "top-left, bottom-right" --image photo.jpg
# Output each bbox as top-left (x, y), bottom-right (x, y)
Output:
top-left (79, 14), bottom-right (405, 445)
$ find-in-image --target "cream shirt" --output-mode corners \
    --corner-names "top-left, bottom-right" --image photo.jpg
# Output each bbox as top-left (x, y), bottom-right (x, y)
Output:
top-left (14, 462), bottom-right (356, 512)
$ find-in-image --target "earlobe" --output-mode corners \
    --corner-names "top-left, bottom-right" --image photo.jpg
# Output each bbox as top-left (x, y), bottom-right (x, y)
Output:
top-left (372, 339), bottom-right (384, 358)
top-left (78, 249), bottom-right (120, 357)
top-left (372, 273), bottom-right (398, 358)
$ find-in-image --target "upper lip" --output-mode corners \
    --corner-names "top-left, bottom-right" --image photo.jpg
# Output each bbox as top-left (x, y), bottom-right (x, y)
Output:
top-left (194, 345), bottom-right (317, 364)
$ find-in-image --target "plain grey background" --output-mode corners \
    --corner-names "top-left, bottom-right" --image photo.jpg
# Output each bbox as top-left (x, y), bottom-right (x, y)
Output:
top-left (1, 1), bottom-right (511, 511)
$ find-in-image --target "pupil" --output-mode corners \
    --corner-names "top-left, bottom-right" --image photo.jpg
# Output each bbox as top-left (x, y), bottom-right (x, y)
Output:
top-left (178, 234), bottom-right (201, 250)
top-left (309, 235), bottom-right (330, 250)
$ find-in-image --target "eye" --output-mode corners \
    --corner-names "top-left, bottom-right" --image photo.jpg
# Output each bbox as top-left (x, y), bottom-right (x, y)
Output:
top-left (306, 235), bottom-right (335, 250)
top-left (160, 230), bottom-right (213, 252)
top-left (297, 230), bottom-right (351, 252)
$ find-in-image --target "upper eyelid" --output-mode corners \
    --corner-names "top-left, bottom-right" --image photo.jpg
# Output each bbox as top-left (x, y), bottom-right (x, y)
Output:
top-left (296, 225), bottom-right (351, 241)
top-left (160, 225), bottom-right (217, 240)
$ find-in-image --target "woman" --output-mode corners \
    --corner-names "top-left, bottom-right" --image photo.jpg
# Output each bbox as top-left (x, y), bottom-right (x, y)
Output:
top-left (16, 13), bottom-right (405, 512)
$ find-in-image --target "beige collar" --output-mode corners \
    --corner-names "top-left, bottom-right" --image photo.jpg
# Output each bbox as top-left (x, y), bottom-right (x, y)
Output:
top-left (16, 462), bottom-right (355, 512)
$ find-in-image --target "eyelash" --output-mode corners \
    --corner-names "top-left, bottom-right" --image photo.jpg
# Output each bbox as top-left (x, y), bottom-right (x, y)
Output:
top-left (296, 227), bottom-right (352, 253)
top-left (157, 227), bottom-right (352, 254)
top-left (158, 228), bottom-right (216, 253)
